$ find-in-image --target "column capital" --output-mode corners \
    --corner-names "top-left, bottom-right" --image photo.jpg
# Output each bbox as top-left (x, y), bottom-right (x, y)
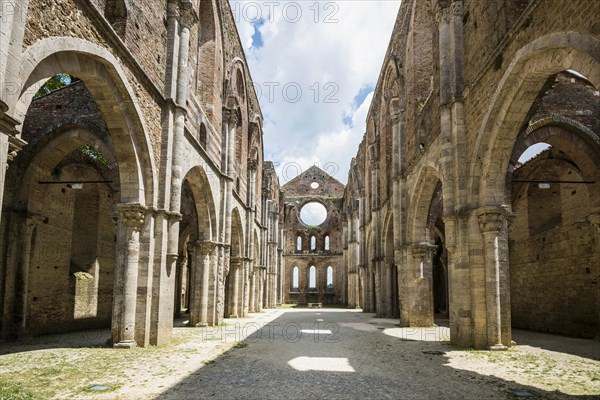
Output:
top-left (117, 203), bottom-right (147, 231)
top-left (230, 257), bottom-right (243, 267)
top-left (409, 242), bottom-right (437, 257)
top-left (368, 144), bottom-right (379, 163)
top-left (198, 240), bottom-right (217, 255)
top-left (26, 213), bottom-right (46, 228)
top-left (248, 157), bottom-right (259, 171)
top-left (223, 108), bottom-right (238, 126)
top-left (390, 105), bottom-right (405, 126)
top-left (588, 213), bottom-right (600, 227)
top-left (477, 206), bottom-right (510, 234)
top-left (179, 0), bottom-right (198, 28)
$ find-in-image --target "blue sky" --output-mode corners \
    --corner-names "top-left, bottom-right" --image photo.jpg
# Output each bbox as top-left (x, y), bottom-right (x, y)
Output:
top-left (230, 1), bottom-right (402, 184)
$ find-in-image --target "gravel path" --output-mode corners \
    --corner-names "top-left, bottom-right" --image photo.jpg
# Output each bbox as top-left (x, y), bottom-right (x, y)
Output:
top-left (157, 309), bottom-right (594, 400)
top-left (1, 308), bottom-right (598, 399)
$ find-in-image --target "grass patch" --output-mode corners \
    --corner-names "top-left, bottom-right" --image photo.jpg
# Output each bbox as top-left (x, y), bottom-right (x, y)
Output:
top-left (0, 379), bottom-right (48, 400)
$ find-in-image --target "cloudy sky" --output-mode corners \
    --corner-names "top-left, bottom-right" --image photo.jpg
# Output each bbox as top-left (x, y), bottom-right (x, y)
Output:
top-left (230, 0), bottom-right (401, 184)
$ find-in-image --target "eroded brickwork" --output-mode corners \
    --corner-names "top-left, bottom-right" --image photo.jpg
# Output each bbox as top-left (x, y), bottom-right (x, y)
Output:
top-left (282, 166), bottom-right (345, 305)
top-left (0, 0), bottom-right (283, 347)
top-left (344, 0), bottom-right (599, 348)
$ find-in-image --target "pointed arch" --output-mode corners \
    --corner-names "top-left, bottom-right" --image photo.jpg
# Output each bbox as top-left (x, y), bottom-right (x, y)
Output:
top-left (407, 165), bottom-right (443, 243)
top-left (14, 38), bottom-right (157, 206)
top-left (470, 32), bottom-right (600, 207)
top-left (182, 165), bottom-right (218, 241)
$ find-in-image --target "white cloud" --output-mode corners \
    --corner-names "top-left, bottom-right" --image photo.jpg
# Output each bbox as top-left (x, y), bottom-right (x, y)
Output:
top-left (230, 0), bottom-right (401, 184)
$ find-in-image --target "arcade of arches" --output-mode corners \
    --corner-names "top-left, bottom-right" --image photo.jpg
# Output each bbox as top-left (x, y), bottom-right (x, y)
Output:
top-left (0, 0), bottom-right (598, 351)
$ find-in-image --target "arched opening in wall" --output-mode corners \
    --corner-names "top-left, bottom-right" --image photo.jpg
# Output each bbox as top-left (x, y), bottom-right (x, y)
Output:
top-left (4, 45), bottom-right (156, 346)
top-left (308, 266), bottom-right (317, 290)
top-left (2, 74), bottom-right (121, 337)
top-left (300, 202), bottom-right (327, 226)
top-left (324, 235), bottom-right (330, 251)
top-left (469, 30), bottom-right (600, 348)
top-left (409, 167), bottom-right (446, 327)
top-left (176, 166), bottom-right (215, 326)
top-left (296, 235), bottom-right (302, 252)
top-left (326, 266), bottom-right (334, 289)
top-left (310, 236), bottom-right (316, 251)
top-left (409, 0), bottom-right (434, 105)
top-left (384, 218), bottom-right (399, 318)
top-left (175, 181), bottom-right (197, 319)
top-left (508, 122), bottom-right (599, 339)
top-left (236, 69), bottom-right (245, 103)
top-left (235, 108), bottom-right (243, 166)
top-left (225, 208), bottom-right (244, 318)
top-left (292, 267), bottom-right (299, 291)
top-left (104, 0), bottom-right (128, 38)
top-left (199, 123), bottom-right (208, 149)
top-left (197, 0), bottom-right (220, 122)
top-left (428, 182), bottom-right (448, 320)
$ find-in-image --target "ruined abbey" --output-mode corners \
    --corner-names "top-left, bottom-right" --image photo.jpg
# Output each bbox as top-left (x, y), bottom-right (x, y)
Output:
top-left (0, 0), bottom-right (598, 353)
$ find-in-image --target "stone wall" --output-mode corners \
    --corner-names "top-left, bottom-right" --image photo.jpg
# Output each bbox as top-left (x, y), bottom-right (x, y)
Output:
top-left (282, 166), bottom-right (346, 305)
top-left (343, 0), bottom-right (599, 348)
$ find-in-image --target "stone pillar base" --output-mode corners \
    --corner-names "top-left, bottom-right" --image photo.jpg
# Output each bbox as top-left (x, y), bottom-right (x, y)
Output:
top-left (114, 340), bottom-right (137, 349)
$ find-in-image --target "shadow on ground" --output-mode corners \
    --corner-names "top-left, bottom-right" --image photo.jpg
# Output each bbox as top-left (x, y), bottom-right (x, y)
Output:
top-left (0, 327), bottom-right (110, 355)
top-left (154, 310), bottom-right (599, 400)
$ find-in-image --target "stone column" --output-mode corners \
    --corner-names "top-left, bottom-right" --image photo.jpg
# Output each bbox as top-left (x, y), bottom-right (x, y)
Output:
top-left (386, 257), bottom-right (395, 318)
top-left (229, 258), bottom-right (242, 318)
top-left (113, 204), bottom-right (146, 348)
top-left (477, 207), bottom-right (511, 350)
top-left (188, 240), bottom-right (216, 326)
top-left (406, 243), bottom-right (436, 327)
top-left (14, 214), bottom-right (45, 335)
top-left (0, 103), bottom-right (24, 226)
top-left (215, 244), bottom-right (228, 324)
top-left (587, 213), bottom-right (600, 341)
top-left (249, 267), bottom-right (256, 313)
top-left (199, 241), bottom-right (216, 326)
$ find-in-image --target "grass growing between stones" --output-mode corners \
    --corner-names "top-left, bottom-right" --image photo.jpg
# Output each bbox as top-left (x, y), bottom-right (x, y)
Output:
top-left (451, 347), bottom-right (600, 396)
top-left (0, 326), bottom-right (240, 400)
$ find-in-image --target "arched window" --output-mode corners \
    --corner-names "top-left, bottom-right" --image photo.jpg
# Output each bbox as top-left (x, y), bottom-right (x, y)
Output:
top-left (292, 267), bottom-right (299, 290)
top-left (296, 236), bottom-right (302, 251)
top-left (310, 236), bottom-right (316, 251)
top-left (105, 0), bottom-right (128, 38)
top-left (235, 108), bottom-right (243, 163)
top-left (309, 266), bottom-right (316, 289)
top-left (324, 235), bottom-right (330, 251)
top-left (199, 123), bottom-right (208, 148)
top-left (327, 266), bottom-right (334, 288)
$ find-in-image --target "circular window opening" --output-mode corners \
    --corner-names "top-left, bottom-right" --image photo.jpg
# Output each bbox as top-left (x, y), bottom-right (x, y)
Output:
top-left (300, 202), bottom-right (327, 226)
top-left (311, 182), bottom-right (319, 189)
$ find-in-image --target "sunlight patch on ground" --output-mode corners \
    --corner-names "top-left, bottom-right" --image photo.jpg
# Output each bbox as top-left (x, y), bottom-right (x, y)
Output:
top-left (300, 329), bottom-right (332, 335)
top-left (288, 357), bottom-right (355, 372)
top-left (383, 326), bottom-right (451, 342)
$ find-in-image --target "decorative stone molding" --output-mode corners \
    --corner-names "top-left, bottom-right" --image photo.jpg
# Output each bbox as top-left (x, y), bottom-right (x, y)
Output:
top-left (409, 242), bottom-right (438, 257)
top-left (588, 213), bottom-right (600, 231)
top-left (368, 144), bottom-right (379, 164)
top-left (390, 97), bottom-right (406, 125)
top-left (179, 0), bottom-right (199, 28)
top-left (117, 203), bottom-right (147, 231)
top-left (477, 206), bottom-right (509, 234)
top-left (248, 157), bottom-right (259, 171)
top-left (223, 108), bottom-right (238, 126)
top-left (198, 240), bottom-right (217, 255)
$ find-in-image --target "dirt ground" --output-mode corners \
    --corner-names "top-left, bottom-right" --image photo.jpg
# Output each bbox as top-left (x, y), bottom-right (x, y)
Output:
top-left (0, 309), bottom-right (598, 399)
